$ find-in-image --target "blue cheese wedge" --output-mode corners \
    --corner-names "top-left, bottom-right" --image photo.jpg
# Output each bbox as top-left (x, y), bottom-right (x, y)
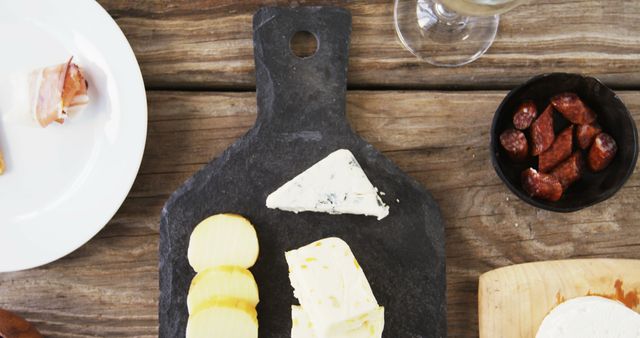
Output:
top-left (286, 237), bottom-right (384, 337)
top-left (536, 296), bottom-right (640, 338)
top-left (266, 149), bottom-right (389, 220)
top-left (292, 306), bottom-right (384, 338)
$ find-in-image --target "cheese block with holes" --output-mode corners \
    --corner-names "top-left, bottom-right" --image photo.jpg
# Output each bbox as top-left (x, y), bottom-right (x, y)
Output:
top-left (291, 305), bottom-right (317, 338)
top-left (291, 305), bottom-right (384, 338)
top-left (285, 237), bottom-right (383, 337)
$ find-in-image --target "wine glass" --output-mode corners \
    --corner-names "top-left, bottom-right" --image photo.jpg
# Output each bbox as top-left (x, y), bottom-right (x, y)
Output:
top-left (394, 0), bottom-right (526, 67)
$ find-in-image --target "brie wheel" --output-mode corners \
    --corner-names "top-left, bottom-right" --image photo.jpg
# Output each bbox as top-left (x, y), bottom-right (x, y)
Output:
top-left (536, 296), bottom-right (640, 338)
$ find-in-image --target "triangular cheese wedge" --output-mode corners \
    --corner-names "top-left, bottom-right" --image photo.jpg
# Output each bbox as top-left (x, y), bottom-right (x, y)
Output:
top-left (266, 149), bottom-right (389, 220)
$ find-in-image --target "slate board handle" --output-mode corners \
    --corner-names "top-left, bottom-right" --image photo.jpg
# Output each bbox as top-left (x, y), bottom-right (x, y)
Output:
top-left (252, 7), bottom-right (352, 134)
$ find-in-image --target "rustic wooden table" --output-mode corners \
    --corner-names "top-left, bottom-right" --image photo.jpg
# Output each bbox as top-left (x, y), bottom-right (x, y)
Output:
top-left (1, 1), bottom-right (639, 337)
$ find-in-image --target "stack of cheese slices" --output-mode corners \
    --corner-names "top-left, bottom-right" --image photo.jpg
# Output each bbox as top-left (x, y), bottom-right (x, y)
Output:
top-left (185, 214), bottom-right (260, 338)
top-left (286, 237), bottom-right (384, 338)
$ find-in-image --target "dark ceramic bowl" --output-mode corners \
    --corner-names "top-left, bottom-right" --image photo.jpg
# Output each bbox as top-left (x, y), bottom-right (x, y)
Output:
top-left (491, 73), bottom-right (638, 212)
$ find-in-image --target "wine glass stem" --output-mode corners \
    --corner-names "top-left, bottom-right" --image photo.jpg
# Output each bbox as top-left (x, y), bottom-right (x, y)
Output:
top-left (417, 0), bottom-right (469, 31)
top-left (395, 0), bottom-right (500, 66)
top-left (433, 2), bottom-right (458, 20)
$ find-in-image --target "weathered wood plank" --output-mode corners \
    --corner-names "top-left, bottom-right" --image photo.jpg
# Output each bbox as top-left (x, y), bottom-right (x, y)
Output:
top-left (1, 90), bottom-right (639, 337)
top-left (98, 0), bottom-right (640, 90)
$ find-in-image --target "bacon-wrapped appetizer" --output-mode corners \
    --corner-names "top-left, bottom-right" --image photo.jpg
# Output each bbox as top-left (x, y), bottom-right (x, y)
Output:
top-left (0, 149), bottom-right (4, 175)
top-left (30, 57), bottom-right (89, 127)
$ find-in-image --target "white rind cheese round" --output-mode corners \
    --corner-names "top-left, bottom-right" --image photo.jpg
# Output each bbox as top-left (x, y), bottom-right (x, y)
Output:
top-left (536, 296), bottom-right (640, 338)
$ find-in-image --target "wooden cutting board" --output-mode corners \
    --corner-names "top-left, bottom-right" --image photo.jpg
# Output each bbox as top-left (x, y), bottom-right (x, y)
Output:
top-left (158, 7), bottom-right (446, 338)
top-left (479, 259), bottom-right (640, 338)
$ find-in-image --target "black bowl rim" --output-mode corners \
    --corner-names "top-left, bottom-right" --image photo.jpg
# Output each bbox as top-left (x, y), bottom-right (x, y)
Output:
top-left (490, 72), bottom-right (639, 213)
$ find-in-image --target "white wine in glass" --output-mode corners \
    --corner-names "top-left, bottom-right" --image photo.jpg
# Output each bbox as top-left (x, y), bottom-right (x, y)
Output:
top-left (394, 0), bottom-right (526, 67)
top-left (440, 0), bottom-right (524, 16)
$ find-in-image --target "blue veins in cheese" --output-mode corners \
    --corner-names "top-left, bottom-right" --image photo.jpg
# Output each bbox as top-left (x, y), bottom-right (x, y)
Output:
top-left (286, 237), bottom-right (385, 338)
top-left (265, 149), bottom-right (389, 220)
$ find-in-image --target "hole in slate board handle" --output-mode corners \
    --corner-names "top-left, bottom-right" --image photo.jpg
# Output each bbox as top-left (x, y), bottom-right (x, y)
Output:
top-left (290, 31), bottom-right (318, 58)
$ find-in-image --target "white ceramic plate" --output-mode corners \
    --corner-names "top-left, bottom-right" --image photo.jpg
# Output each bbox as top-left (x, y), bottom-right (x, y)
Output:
top-left (0, 0), bottom-right (147, 272)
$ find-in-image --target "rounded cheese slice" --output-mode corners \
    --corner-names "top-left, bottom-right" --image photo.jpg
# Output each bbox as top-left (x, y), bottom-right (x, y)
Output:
top-left (187, 266), bottom-right (259, 314)
top-left (187, 214), bottom-right (259, 272)
top-left (186, 299), bottom-right (257, 338)
top-left (536, 296), bottom-right (640, 338)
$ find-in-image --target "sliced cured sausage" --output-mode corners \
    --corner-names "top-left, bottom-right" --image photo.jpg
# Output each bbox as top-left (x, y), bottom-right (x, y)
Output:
top-left (530, 104), bottom-right (555, 156)
top-left (513, 100), bottom-right (537, 130)
top-left (588, 133), bottom-right (617, 172)
top-left (576, 123), bottom-right (602, 150)
top-left (551, 92), bottom-right (596, 125)
top-left (500, 129), bottom-right (529, 162)
top-left (522, 168), bottom-right (563, 202)
top-left (539, 125), bottom-right (573, 173)
top-left (551, 151), bottom-right (583, 189)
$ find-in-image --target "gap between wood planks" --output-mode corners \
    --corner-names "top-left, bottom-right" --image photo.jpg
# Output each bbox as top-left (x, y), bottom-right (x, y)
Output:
top-left (145, 82), bottom-right (640, 92)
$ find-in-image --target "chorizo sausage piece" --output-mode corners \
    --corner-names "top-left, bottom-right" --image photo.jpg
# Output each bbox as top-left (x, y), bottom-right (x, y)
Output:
top-left (551, 151), bottom-right (583, 189)
top-left (530, 104), bottom-right (555, 155)
top-left (576, 123), bottom-right (602, 149)
top-left (500, 128), bottom-right (529, 162)
top-left (539, 125), bottom-right (574, 173)
top-left (513, 100), bottom-right (537, 130)
top-left (0, 308), bottom-right (43, 338)
top-left (588, 133), bottom-right (617, 172)
top-left (550, 92), bottom-right (597, 125)
top-left (521, 168), bottom-right (563, 202)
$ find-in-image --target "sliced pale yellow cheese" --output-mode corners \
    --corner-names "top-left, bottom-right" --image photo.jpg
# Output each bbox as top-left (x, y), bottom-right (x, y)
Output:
top-left (187, 266), bottom-right (259, 314)
top-left (187, 213), bottom-right (259, 272)
top-left (286, 237), bottom-right (383, 337)
top-left (292, 305), bottom-right (384, 338)
top-left (186, 298), bottom-right (258, 338)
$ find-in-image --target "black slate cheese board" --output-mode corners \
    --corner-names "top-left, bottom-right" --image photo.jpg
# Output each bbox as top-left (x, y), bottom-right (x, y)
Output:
top-left (159, 6), bottom-right (446, 337)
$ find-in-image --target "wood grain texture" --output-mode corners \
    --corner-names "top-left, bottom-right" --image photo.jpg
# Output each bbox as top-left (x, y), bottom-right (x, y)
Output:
top-left (97, 0), bottom-right (640, 90)
top-left (0, 91), bottom-right (638, 337)
top-left (479, 259), bottom-right (640, 338)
